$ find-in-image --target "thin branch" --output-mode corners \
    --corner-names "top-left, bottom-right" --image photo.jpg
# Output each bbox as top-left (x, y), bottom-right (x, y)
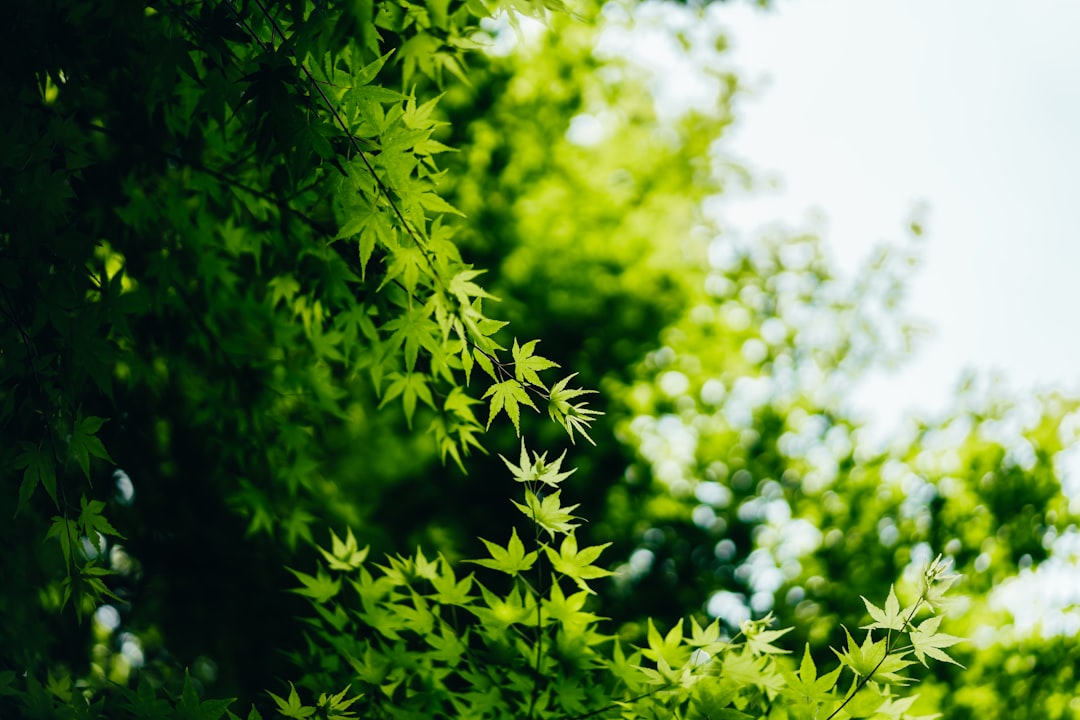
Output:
top-left (824, 597), bottom-right (924, 720)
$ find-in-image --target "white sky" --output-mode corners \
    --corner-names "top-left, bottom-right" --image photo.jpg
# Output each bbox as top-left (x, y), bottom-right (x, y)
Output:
top-left (709, 0), bottom-right (1080, 634)
top-left (714, 0), bottom-right (1080, 432)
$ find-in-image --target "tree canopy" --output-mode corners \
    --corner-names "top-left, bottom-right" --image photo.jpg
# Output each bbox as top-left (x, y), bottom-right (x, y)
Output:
top-left (2, 0), bottom-right (1078, 718)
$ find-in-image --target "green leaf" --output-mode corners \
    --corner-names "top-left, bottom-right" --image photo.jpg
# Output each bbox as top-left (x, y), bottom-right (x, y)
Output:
top-left (69, 415), bottom-right (113, 481)
top-left (483, 379), bottom-right (536, 434)
top-left (317, 528), bottom-right (369, 571)
top-left (780, 644), bottom-right (842, 707)
top-left (861, 584), bottom-right (913, 632)
top-left (267, 274), bottom-right (301, 308)
top-left (78, 494), bottom-right (125, 553)
top-left (46, 516), bottom-right (80, 569)
top-left (14, 444), bottom-right (57, 510)
top-left (498, 439), bottom-right (575, 487)
top-left (833, 627), bottom-right (913, 684)
top-left (743, 614), bottom-right (792, 655)
top-left (511, 338), bottom-right (558, 387)
top-left (512, 489), bottom-right (581, 538)
top-left (287, 566), bottom-right (342, 603)
top-left (379, 372), bottom-right (434, 428)
top-left (178, 670), bottom-right (235, 719)
top-left (547, 373), bottom-right (602, 444)
top-left (468, 527), bottom-right (537, 576)
top-left (909, 615), bottom-right (964, 667)
top-left (544, 532), bottom-right (612, 593)
top-left (448, 267), bottom-right (495, 308)
top-left (267, 683), bottom-right (315, 719)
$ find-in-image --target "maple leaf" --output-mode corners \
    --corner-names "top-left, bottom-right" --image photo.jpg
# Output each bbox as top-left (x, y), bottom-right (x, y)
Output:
top-left (448, 268), bottom-right (495, 308)
top-left (512, 490), bottom-right (581, 538)
top-left (379, 372), bottom-right (434, 428)
top-left (468, 527), bottom-right (537, 576)
top-left (499, 439), bottom-right (576, 487)
top-left (833, 627), bottom-right (913, 684)
top-left (909, 615), bottom-right (964, 667)
top-left (69, 415), bottom-right (114, 481)
top-left (483, 379), bottom-right (536, 434)
top-left (742, 614), bottom-right (792, 655)
top-left (544, 532), bottom-right (613, 593)
top-left (511, 338), bottom-right (559, 387)
top-left (687, 616), bottom-right (728, 655)
top-left (862, 584), bottom-right (915, 632)
top-left (875, 690), bottom-right (920, 719)
top-left (287, 567), bottom-right (341, 604)
top-left (318, 528), bottom-right (369, 571)
top-left (640, 618), bottom-right (689, 667)
top-left (547, 373), bottom-right (602, 444)
top-left (781, 644), bottom-right (842, 706)
top-left (923, 553), bottom-right (961, 610)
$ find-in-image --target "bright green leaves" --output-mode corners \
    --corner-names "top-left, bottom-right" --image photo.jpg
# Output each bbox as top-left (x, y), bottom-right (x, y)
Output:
top-left (483, 379), bottom-right (536, 434)
top-left (781, 644), bottom-right (842, 708)
top-left (470, 528), bottom-right (537, 576)
top-left (544, 533), bottom-right (612, 594)
top-left (381, 305), bottom-right (440, 373)
top-left (499, 440), bottom-right (575, 487)
top-left (862, 584), bottom-right (914, 632)
top-left (266, 682), bottom-right (361, 720)
top-left (317, 528), bottom-right (370, 571)
top-left (547, 373), bottom-right (602, 444)
top-left (267, 683), bottom-right (313, 719)
top-left (297, 506), bottom-right (964, 720)
top-left (512, 490), bottom-right (581, 539)
top-left (834, 627), bottom-right (913, 684)
top-left (288, 566), bottom-right (342, 604)
top-left (512, 338), bottom-right (558, 386)
top-left (909, 615), bottom-right (964, 667)
top-left (741, 614), bottom-right (793, 656)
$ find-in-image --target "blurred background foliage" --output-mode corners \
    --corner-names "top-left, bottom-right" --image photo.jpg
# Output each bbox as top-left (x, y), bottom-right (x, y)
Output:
top-left (2, 0), bottom-right (1078, 717)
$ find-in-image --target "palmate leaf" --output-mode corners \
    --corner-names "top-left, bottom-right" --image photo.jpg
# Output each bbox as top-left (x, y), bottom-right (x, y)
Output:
top-left (547, 373), bottom-right (602, 444)
top-left (267, 682), bottom-right (315, 719)
top-left (483, 378), bottom-right (536, 434)
top-left (15, 444), bottom-right (58, 510)
top-left (499, 439), bottom-right (575, 487)
top-left (178, 670), bottom-right (235, 720)
top-left (742, 614), bottom-right (792, 656)
top-left (317, 528), bottom-right (369, 571)
top-left (69, 415), bottom-right (113, 481)
top-left (780, 644), bottom-right (842, 707)
top-left (512, 489), bottom-right (581, 538)
top-left (511, 338), bottom-right (558, 387)
top-left (544, 532), bottom-right (612, 593)
top-left (909, 615), bottom-right (964, 667)
top-left (379, 372), bottom-right (434, 428)
top-left (833, 627), bottom-right (913, 684)
top-left (287, 566), bottom-right (342, 603)
top-left (78, 495), bottom-right (125, 553)
top-left (861, 584), bottom-right (914, 632)
top-left (469, 527), bottom-right (537, 576)
top-left (448, 268), bottom-right (495, 309)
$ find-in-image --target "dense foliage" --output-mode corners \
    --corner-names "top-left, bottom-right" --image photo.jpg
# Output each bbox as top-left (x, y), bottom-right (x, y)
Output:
top-left (2, 0), bottom-right (1078, 718)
